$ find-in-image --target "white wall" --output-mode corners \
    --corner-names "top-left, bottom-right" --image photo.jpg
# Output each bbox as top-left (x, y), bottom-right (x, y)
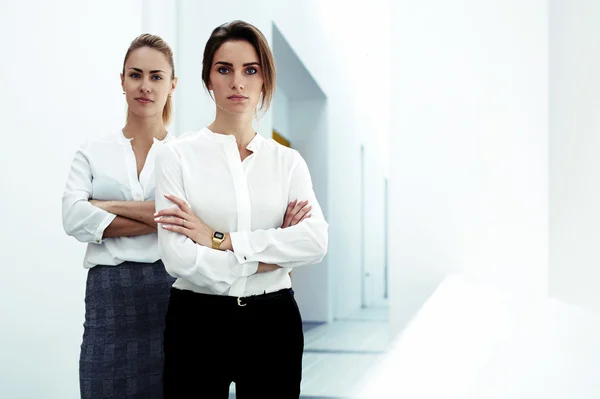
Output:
top-left (363, 147), bottom-right (388, 306)
top-left (0, 1), bottom-right (142, 397)
top-left (272, 0), bottom-right (391, 318)
top-left (549, 1), bottom-right (600, 311)
top-left (272, 87), bottom-right (290, 139)
top-left (390, 0), bottom-right (549, 336)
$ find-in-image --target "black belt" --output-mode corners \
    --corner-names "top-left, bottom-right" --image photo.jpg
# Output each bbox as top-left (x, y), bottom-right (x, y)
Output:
top-left (236, 288), bottom-right (294, 307)
top-left (172, 287), bottom-right (293, 307)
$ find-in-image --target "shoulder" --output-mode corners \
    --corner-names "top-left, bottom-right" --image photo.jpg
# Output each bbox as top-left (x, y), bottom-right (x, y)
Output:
top-left (259, 137), bottom-right (308, 175)
top-left (164, 128), bottom-right (211, 151)
top-left (261, 137), bottom-right (301, 159)
top-left (156, 129), bottom-right (208, 166)
top-left (75, 132), bottom-right (123, 154)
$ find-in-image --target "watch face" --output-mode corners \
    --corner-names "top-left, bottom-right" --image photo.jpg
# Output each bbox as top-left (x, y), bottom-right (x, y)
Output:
top-left (214, 231), bottom-right (225, 240)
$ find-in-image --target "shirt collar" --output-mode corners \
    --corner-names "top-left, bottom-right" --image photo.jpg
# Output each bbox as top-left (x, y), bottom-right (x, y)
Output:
top-left (117, 130), bottom-right (171, 145)
top-left (201, 127), bottom-right (264, 151)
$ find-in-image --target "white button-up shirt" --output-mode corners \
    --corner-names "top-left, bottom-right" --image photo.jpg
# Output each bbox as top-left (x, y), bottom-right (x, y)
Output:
top-left (62, 131), bottom-right (172, 268)
top-left (155, 127), bottom-right (329, 297)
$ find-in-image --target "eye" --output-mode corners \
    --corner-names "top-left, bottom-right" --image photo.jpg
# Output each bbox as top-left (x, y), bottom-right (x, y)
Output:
top-left (151, 75), bottom-right (163, 81)
top-left (218, 67), bottom-right (230, 74)
top-left (129, 72), bottom-right (141, 79)
top-left (246, 67), bottom-right (258, 75)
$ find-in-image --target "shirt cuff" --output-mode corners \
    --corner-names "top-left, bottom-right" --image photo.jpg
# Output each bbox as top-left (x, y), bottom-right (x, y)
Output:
top-left (93, 212), bottom-right (117, 244)
top-left (229, 231), bottom-right (253, 264)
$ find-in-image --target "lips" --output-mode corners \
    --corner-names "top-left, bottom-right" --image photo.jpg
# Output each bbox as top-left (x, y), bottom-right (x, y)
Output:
top-left (228, 95), bottom-right (248, 100)
top-left (136, 97), bottom-right (153, 104)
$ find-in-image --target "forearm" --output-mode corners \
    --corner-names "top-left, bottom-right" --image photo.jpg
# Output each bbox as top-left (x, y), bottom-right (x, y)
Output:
top-left (223, 220), bottom-right (328, 267)
top-left (257, 262), bottom-right (282, 273)
top-left (103, 215), bottom-right (157, 238)
top-left (99, 201), bottom-right (156, 227)
top-left (219, 234), bottom-right (300, 274)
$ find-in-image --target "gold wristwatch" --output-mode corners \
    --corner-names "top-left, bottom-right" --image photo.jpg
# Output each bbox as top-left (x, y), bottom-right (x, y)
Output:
top-left (212, 231), bottom-right (225, 249)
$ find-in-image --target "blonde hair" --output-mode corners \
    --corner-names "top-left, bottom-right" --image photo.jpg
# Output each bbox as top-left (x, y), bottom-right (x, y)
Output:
top-left (202, 21), bottom-right (276, 115)
top-left (123, 33), bottom-right (175, 125)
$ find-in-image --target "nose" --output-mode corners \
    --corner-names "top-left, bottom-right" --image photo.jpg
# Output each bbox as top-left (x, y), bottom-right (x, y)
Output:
top-left (140, 78), bottom-right (152, 94)
top-left (231, 71), bottom-right (245, 90)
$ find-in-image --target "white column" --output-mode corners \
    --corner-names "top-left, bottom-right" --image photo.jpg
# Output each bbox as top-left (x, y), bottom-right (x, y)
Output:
top-left (549, 0), bottom-right (600, 312)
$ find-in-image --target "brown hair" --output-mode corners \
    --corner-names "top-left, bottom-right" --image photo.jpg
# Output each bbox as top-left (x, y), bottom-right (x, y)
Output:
top-left (202, 20), bottom-right (276, 114)
top-left (123, 33), bottom-right (175, 126)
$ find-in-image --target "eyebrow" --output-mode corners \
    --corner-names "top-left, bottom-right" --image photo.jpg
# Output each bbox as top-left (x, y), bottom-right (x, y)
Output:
top-left (128, 67), bottom-right (166, 74)
top-left (214, 61), bottom-right (260, 67)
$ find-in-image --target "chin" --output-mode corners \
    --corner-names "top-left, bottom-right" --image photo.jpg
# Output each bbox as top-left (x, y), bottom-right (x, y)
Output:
top-left (130, 108), bottom-right (159, 119)
top-left (219, 104), bottom-right (255, 116)
top-left (230, 107), bottom-right (253, 115)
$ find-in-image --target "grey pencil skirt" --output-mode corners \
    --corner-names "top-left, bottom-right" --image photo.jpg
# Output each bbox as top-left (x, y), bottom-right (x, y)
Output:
top-left (79, 260), bottom-right (175, 398)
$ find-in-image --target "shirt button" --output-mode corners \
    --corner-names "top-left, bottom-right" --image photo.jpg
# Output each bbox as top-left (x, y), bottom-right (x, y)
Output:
top-left (244, 256), bottom-right (247, 260)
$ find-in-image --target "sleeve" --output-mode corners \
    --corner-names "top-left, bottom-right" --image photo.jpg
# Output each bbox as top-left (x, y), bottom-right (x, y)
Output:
top-left (155, 144), bottom-right (259, 294)
top-left (61, 142), bottom-right (117, 244)
top-left (229, 152), bottom-right (329, 268)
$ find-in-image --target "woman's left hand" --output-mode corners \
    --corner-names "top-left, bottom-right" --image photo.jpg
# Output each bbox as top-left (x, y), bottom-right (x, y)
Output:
top-left (154, 194), bottom-right (214, 247)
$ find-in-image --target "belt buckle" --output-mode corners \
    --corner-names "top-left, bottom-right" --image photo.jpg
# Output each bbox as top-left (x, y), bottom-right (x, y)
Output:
top-left (237, 297), bottom-right (247, 307)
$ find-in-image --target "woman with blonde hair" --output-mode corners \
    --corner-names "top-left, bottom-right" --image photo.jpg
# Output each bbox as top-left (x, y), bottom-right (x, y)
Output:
top-left (62, 33), bottom-right (177, 398)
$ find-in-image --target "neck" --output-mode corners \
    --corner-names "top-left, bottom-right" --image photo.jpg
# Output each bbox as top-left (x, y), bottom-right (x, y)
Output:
top-left (122, 113), bottom-right (167, 142)
top-left (208, 110), bottom-right (256, 148)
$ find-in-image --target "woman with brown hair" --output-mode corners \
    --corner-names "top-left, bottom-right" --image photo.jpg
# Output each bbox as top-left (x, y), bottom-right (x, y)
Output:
top-left (61, 33), bottom-right (177, 398)
top-left (154, 20), bottom-right (328, 398)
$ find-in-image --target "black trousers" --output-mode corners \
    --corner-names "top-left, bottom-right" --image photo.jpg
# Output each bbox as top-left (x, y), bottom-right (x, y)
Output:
top-left (163, 287), bottom-right (304, 398)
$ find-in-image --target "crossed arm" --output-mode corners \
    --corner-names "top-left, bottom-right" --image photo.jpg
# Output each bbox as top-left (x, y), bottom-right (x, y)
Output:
top-left (90, 199), bottom-right (309, 242)
top-left (89, 200), bottom-right (157, 238)
top-left (155, 195), bottom-right (312, 273)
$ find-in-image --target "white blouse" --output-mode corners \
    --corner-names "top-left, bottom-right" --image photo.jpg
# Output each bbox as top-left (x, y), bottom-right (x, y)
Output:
top-left (155, 127), bottom-right (329, 298)
top-left (62, 131), bottom-right (172, 268)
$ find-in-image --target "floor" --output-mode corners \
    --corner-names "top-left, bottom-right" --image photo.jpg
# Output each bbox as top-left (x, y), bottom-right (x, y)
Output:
top-left (228, 301), bottom-right (390, 398)
top-left (356, 275), bottom-right (600, 399)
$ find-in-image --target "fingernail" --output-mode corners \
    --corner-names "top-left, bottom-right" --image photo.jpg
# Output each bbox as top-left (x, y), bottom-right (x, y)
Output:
top-left (153, 212), bottom-right (158, 216)
top-left (154, 217), bottom-right (161, 221)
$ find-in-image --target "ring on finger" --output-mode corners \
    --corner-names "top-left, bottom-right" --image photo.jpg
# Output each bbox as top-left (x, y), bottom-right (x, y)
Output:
top-left (182, 219), bottom-right (185, 227)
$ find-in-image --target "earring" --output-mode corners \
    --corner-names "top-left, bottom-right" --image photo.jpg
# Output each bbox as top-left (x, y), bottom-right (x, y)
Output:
top-left (123, 92), bottom-right (126, 95)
